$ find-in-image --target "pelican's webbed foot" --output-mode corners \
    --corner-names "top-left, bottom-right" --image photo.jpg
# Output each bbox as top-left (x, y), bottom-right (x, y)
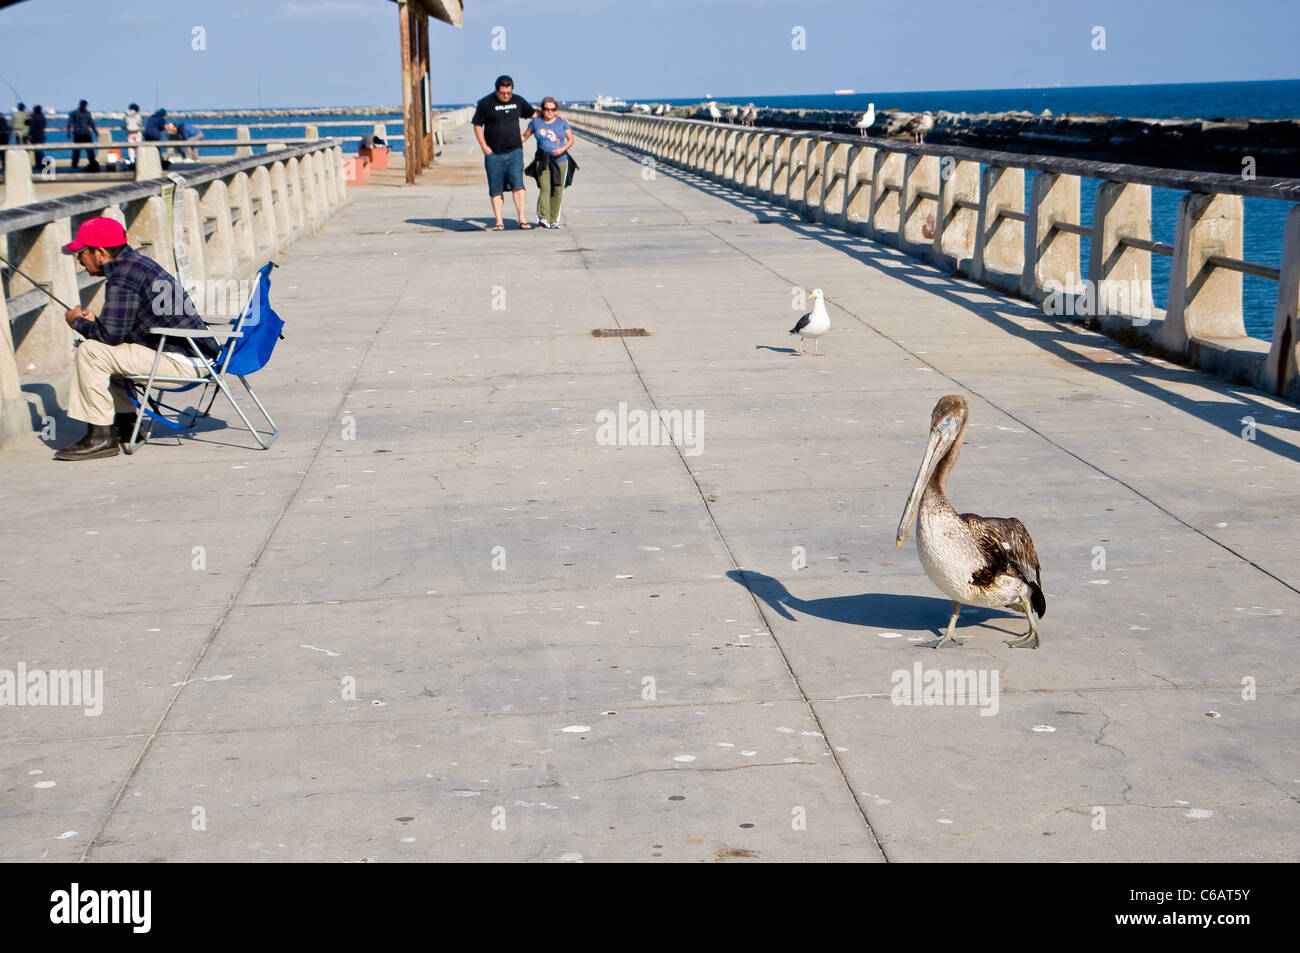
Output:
top-left (1005, 596), bottom-right (1041, 649)
top-left (935, 601), bottom-right (967, 648)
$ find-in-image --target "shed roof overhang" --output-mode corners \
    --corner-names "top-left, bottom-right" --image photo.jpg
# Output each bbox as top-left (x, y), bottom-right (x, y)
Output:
top-left (392, 0), bottom-right (463, 28)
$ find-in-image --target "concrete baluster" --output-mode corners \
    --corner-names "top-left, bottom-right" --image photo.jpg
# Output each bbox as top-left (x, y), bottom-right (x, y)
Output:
top-left (743, 134), bottom-right (763, 194)
top-left (200, 180), bottom-right (236, 279)
top-left (819, 142), bottom-right (848, 228)
top-left (135, 145), bottom-right (162, 181)
top-left (770, 137), bottom-right (793, 204)
top-left (2, 149), bottom-right (36, 208)
top-left (868, 149), bottom-right (905, 241)
top-left (1261, 204), bottom-right (1300, 401)
top-left (228, 172), bottom-right (256, 272)
top-left (250, 166), bottom-right (277, 257)
top-left (0, 290), bottom-right (25, 446)
top-left (180, 187), bottom-right (207, 292)
top-left (122, 195), bottom-right (174, 273)
top-left (1088, 181), bottom-right (1153, 327)
top-left (285, 157), bottom-right (306, 236)
top-left (900, 154), bottom-right (940, 257)
top-left (970, 165), bottom-right (1025, 293)
top-left (269, 160), bottom-right (292, 248)
top-left (935, 158), bottom-right (979, 272)
top-left (1022, 172), bottom-right (1081, 303)
top-left (236, 126), bottom-right (253, 158)
top-left (1159, 192), bottom-right (1245, 353)
top-left (11, 220), bottom-right (78, 378)
top-left (844, 145), bottom-right (874, 236)
top-left (801, 140), bottom-right (825, 221)
top-left (786, 138), bottom-right (810, 213)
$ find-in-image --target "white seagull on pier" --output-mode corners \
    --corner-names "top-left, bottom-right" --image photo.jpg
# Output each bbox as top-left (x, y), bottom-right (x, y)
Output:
top-left (855, 103), bottom-right (875, 137)
top-left (788, 289), bottom-right (830, 356)
top-left (707, 101), bottom-right (722, 121)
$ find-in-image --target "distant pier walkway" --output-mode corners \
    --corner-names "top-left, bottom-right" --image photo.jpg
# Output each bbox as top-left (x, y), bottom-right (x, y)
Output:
top-left (2, 125), bottom-right (1298, 862)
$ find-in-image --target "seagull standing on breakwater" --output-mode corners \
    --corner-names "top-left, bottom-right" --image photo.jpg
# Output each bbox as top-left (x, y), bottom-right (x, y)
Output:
top-left (724, 105), bottom-right (739, 124)
top-left (788, 289), bottom-right (830, 356)
top-left (903, 110), bottom-right (935, 143)
top-left (855, 103), bottom-right (875, 137)
top-left (742, 104), bottom-right (758, 126)
top-left (895, 395), bottom-right (1046, 648)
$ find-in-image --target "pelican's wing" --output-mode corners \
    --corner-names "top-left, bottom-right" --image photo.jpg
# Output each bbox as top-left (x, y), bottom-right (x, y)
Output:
top-left (963, 514), bottom-right (1046, 617)
top-left (789, 312), bottom-right (811, 334)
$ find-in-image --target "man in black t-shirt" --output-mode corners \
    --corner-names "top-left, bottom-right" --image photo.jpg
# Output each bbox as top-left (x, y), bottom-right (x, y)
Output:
top-left (472, 75), bottom-right (536, 230)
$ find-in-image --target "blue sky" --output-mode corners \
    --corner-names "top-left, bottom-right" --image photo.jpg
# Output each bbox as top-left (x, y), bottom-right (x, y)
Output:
top-left (1, 0), bottom-right (1298, 111)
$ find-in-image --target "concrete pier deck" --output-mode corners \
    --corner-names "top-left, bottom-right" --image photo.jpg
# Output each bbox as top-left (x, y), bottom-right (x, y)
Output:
top-left (2, 127), bottom-right (1298, 863)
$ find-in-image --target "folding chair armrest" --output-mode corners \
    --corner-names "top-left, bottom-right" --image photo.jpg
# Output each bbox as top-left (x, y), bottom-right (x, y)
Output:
top-left (150, 326), bottom-right (243, 340)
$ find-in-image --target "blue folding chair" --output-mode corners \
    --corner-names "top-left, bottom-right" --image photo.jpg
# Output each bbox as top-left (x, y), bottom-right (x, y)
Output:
top-left (121, 261), bottom-right (284, 453)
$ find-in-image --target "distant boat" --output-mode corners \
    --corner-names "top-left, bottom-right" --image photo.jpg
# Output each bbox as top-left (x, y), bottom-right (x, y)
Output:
top-left (834, 89), bottom-right (855, 95)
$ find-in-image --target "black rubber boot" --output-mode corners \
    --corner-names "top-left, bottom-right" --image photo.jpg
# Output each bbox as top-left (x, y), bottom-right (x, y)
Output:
top-left (54, 423), bottom-right (121, 461)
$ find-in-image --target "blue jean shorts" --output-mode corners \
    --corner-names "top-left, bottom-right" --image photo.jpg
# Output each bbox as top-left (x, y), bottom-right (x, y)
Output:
top-left (484, 149), bottom-right (525, 196)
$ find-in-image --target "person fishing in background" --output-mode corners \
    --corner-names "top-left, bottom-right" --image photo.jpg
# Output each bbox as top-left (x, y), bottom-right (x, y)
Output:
top-left (123, 102), bottom-right (143, 165)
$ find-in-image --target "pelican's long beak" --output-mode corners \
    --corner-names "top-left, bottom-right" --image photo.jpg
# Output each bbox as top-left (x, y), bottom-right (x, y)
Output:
top-left (896, 415), bottom-right (961, 546)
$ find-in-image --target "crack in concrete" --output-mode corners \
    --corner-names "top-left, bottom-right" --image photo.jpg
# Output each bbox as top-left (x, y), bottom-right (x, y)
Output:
top-left (594, 760), bottom-right (813, 783)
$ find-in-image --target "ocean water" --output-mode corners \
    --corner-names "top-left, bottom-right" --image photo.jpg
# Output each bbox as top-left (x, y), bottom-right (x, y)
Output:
top-left (650, 80), bottom-right (1300, 341)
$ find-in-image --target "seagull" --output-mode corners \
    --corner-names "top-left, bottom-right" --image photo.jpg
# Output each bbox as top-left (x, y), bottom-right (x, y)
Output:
top-left (724, 105), bottom-right (739, 124)
top-left (855, 103), bottom-right (875, 137)
top-left (742, 104), bottom-right (758, 126)
top-left (896, 395), bottom-right (1046, 648)
top-left (788, 289), bottom-right (830, 356)
top-left (707, 101), bottom-right (722, 121)
top-left (902, 110), bottom-right (935, 143)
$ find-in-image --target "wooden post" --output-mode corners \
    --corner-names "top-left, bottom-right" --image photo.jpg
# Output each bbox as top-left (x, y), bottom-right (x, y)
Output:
top-left (399, 0), bottom-right (418, 183)
top-left (418, 13), bottom-right (434, 166)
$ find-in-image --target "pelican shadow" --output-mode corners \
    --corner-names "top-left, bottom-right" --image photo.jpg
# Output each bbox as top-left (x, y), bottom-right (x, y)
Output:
top-left (727, 569), bottom-right (1017, 640)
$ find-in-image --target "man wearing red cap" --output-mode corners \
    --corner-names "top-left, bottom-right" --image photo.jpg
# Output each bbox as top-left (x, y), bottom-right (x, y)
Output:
top-left (54, 217), bottom-right (218, 461)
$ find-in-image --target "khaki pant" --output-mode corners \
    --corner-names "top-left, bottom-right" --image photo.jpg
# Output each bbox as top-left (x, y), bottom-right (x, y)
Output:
top-left (68, 340), bottom-right (204, 426)
top-left (536, 161), bottom-right (566, 225)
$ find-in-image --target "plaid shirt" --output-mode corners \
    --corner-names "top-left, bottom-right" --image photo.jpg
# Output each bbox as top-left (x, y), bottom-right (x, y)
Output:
top-left (72, 246), bottom-right (219, 359)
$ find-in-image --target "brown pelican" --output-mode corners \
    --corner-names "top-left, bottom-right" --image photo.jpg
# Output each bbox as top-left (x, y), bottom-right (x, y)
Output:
top-left (896, 395), bottom-right (1046, 648)
top-left (902, 110), bottom-right (934, 143)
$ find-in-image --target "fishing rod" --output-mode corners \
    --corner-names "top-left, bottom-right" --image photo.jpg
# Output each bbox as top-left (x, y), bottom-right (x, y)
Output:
top-left (0, 251), bottom-right (76, 312)
top-left (0, 72), bottom-right (22, 103)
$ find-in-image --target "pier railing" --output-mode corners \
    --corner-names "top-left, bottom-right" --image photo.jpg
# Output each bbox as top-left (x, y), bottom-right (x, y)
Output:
top-left (567, 108), bottom-right (1300, 403)
top-left (0, 137), bottom-right (348, 448)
